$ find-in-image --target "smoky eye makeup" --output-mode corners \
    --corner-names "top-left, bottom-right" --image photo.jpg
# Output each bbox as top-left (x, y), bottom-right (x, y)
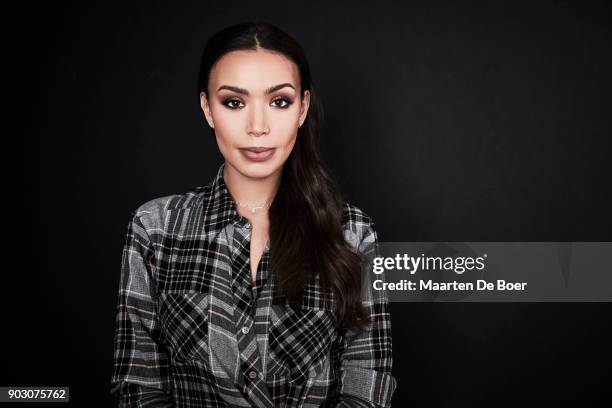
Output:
top-left (271, 96), bottom-right (294, 109)
top-left (221, 97), bottom-right (244, 109)
top-left (219, 95), bottom-right (295, 110)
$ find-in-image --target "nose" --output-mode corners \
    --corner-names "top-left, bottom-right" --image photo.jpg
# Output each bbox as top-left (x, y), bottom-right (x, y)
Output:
top-left (247, 101), bottom-right (269, 136)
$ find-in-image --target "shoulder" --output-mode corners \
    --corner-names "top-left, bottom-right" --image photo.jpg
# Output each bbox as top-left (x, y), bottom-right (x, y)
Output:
top-left (130, 183), bottom-right (214, 233)
top-left (341, 202), bottom-right (378, 250)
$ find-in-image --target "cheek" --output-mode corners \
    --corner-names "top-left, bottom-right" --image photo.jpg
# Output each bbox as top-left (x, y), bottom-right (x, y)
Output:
top-left (276, 128), bottom-right (298, 159)
top-left (271, 115), bottom-right (299, 150)
top-left (282, 134), bottom-right (298, 153)
top-left (213, 111), bottom-right (242, 147)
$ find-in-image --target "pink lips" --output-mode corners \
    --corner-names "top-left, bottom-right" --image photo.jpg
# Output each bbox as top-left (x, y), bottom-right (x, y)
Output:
top-left (239, 147), bottom-right (276, 161)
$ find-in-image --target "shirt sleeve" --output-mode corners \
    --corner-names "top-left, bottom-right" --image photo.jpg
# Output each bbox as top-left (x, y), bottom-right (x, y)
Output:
top-left (110, 211), bottom-right (174, 407)
top-left (331, 221), bottom-right (397, 407)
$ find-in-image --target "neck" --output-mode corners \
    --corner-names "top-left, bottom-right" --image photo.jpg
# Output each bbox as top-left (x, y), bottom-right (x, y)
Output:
top-left (223, 162), bottom-right (281, 218)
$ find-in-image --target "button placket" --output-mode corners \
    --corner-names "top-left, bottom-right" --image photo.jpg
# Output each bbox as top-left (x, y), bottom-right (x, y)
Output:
top-left (229, 213), bottom-right (273, 404)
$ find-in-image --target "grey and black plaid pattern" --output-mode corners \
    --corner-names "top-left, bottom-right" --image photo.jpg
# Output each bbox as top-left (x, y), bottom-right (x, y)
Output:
top-left (110, 162), bottom-right (397, 407)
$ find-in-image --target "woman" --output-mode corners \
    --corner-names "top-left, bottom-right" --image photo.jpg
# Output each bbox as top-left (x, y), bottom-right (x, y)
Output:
top-left (110, 21), bottom-right (396, 407)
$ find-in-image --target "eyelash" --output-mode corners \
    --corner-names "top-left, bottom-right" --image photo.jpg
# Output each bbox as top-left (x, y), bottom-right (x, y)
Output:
top-left (221, 97), bottom-right (293, 110)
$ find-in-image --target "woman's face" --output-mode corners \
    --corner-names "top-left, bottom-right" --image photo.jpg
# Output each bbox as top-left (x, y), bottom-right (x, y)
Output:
top-left (200, 48), bottom-right (310, 180)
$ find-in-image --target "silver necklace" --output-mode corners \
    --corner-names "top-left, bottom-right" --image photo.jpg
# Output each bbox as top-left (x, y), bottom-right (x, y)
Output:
top-left (235, 200), bottom-right (272, 214)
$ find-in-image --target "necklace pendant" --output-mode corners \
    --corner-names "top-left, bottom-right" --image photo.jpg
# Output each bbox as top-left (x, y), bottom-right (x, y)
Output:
top-left (251, 207), bottom-right (257, 214)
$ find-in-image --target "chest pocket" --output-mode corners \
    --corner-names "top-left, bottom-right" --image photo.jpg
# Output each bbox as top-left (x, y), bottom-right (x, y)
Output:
top-left (267, 291), bottom-right (338, 385)
top-left (157, 291), bottom-right (210, 364)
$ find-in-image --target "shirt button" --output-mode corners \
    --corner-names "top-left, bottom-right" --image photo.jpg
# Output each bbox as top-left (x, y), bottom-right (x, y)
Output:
top-left (245, 222), bottom-right (251, 229)
top-left (241, 326), bottom-right (250, 335)
top-left (248, 370), bottom-right (257, 379)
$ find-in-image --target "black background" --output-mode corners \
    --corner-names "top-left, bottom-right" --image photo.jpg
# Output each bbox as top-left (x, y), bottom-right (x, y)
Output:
top-left (15, 0), bottom-right (612, 406)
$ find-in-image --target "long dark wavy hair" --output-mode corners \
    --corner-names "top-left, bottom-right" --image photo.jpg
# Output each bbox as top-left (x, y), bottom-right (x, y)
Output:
top-left (197, 22), bottom-right (369, 331)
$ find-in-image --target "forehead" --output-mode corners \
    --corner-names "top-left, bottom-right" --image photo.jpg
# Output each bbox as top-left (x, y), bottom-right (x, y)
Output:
top-left (209, 49), bottom-right (300, 92)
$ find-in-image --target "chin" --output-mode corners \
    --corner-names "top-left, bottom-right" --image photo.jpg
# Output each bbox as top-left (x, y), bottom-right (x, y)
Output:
top-left (233, 159), bottom-right (283, 180)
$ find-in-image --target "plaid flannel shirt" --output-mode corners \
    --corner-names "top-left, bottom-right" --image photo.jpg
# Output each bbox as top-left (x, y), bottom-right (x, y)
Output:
top-left (110, 162), bottom-right (396, 407)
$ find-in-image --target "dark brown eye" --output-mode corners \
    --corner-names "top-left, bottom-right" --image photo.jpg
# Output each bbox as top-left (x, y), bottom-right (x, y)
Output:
top-left (222, 99), bottom-right (244, 109)
top-left (271, 98), bottom-right (292, 109)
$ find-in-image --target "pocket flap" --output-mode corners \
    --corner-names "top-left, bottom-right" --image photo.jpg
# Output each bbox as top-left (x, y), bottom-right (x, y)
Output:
top-left (157, 291), bottom-right (210, 363)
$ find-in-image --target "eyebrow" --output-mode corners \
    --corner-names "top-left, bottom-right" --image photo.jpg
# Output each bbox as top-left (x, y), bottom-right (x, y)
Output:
top-left (216, 83), bottom-right (296, 95)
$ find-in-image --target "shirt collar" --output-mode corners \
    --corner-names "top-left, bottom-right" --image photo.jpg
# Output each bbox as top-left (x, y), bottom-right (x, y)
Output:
top-left (203, 161), bottom-right (249, 232)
